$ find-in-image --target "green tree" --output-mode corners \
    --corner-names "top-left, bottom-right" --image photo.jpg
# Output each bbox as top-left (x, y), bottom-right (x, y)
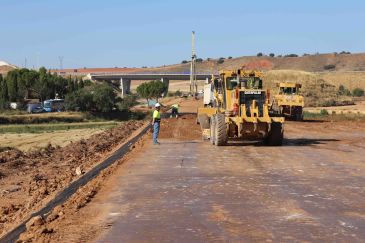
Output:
top-left (92, 84), bottom-right (117, 112)
top-left (148, 80), bottom-right (167, 101)
top-left (136, 82), bottom-right (151, 105)
top-left (65, 89), bottom-right (94, 111)
top-left (136, 80), bottom-right (167, 105)
top-left (79, 78), bottom-right (85, 89)
top-left (0, 74), bottom-right (9, 109)
top-left (6, 70), bottom-right (20, 102)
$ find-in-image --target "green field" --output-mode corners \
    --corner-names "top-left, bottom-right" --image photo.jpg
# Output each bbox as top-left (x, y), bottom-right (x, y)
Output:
top-left (0, 121), bottom-right (120, 133)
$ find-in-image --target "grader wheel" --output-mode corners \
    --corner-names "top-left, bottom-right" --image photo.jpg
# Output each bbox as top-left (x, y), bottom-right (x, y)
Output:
top-left (265, 122), bottom-right (283, 146)
top-left (214, 114), bottom-right (227, 146)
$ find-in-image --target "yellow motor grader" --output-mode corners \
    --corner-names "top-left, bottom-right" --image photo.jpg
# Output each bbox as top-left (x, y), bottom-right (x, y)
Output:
top-left (197, 69), bottom-right (284, 146)
top-left (270, 82), bottom-right (304, 121)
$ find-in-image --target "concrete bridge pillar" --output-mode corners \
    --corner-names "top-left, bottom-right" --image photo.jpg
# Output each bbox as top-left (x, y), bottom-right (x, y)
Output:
top-left (120, 78), bottom-right (131, 97)
top-left (161, 77), bottom-right (169, 96)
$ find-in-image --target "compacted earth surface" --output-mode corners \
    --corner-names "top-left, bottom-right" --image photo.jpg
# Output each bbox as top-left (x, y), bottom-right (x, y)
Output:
top-left (8, 109), bottom-right (364, 243)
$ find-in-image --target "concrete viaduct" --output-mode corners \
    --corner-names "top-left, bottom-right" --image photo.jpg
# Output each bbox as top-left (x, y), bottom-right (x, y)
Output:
top-left (89, 73), bottom-right (212, 97)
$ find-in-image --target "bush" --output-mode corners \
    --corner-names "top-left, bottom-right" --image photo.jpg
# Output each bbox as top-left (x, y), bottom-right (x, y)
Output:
top-left (324, 64), bottom-right (336, 70)
top-left (320, 109), bottom-right (329, 115)
top-left (340, 51), bottom-right (351, 54)
top-left (228, 56), bottom-right (232, 59)
top-left (352, 88), bottom-right (365, 97)
top-left (217, 58), bottom-right (225, 64)
top-left (181, 60), bottom-right (188, 64)
top-left (269, 53), bottom-right (275, 57)
top-left (338, 85), bottom-right (352, 96)
top-left (117, 94), bottom-right (138, 111)
top-left (174, 90), bottom-right (182, 97)
top-left (65, 84), bottom-right (118, 112)
top-left (93, 84), bottom-right (118, 112)
top-left (196, 58), bottom-right (203, 63)
top-left (257, 52), bottom-right (263, 57)
top-left (285, 54), bottom-right (298, 57)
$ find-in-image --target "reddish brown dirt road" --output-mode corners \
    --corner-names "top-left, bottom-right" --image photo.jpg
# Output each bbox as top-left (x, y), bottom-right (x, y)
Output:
top-left (15, 115), bottom-right (365, 242)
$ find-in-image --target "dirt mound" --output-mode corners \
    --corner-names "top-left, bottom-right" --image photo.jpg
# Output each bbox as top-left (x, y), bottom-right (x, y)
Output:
top-left (159, 114), bottom-right (201, 140)
top-left (0, 120), bottom-right (145, 238)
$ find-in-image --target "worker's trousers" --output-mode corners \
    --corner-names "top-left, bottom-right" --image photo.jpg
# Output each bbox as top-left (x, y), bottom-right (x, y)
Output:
top-left (153, 122), bottom-right (160, 144)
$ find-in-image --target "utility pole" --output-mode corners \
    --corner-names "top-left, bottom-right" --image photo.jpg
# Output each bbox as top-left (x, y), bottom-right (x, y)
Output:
top-left (190, 31), bottom-right (197, 95)
top-left (58, 56), bottom-right (64, 70)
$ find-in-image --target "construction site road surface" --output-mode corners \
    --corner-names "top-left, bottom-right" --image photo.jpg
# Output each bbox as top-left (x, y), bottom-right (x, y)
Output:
top-left (91, 116), bottom-right (365, 243)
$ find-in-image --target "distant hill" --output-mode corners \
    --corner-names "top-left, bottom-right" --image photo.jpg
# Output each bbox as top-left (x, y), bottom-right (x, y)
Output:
top-left (0, 60), bottom-right (16, 74)
top-left (144, 52), bottom-right (365, 74)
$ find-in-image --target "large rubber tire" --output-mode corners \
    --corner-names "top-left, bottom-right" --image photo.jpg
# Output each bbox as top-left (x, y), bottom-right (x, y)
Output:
top-left (198, 114), bottom-right (210, 129)
top-left (265, 122), bottom-right (284, 146)
top-left (210, 116), bottom-right (216, 145)
top-left (214, 114), bottom-right (227, 146)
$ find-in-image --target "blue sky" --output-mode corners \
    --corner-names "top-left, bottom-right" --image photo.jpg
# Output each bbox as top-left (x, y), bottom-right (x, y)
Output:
top-left (0, 0), bottom-right (364, 69)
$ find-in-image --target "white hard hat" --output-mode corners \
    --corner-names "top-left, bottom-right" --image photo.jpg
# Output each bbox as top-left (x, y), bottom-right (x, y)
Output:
top-left (155, 103), bottom-right (161, 107)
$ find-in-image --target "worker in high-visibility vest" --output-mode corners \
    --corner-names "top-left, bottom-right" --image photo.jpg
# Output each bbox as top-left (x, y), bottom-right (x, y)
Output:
top-left (152, 103), bottom-right (161, 145)
top-left (170, 104), bottom-right (179, 118)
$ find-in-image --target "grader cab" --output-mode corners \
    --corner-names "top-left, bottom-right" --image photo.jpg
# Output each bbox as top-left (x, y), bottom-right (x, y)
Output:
top-left (270, 82), bottom-right (304, 121)
top-left (197, 69), bottom-right (284, 146)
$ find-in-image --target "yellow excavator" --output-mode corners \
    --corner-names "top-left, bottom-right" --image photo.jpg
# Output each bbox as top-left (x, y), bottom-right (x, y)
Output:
top-left (270, 82), bottom-right (304, 121)
top-left (197, 69), bottom-right (284, 146)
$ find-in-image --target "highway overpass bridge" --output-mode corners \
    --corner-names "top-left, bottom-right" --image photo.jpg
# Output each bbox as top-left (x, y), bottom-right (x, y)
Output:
top-left (89, 73), bottom-right (212, 96)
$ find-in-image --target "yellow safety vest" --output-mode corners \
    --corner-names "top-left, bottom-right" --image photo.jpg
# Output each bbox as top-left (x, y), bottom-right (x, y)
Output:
top-left (153, 110), bottom-right (161, 121)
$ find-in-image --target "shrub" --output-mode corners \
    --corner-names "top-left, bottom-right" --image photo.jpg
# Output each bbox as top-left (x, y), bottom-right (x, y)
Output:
top-left (117, 94), bottom-right (138, 111)
top-left (320, 109), bottom-right (329, 115)
top-left (269, 53), bottom-right (275, 57)
top-left (181, 60), bottom-right (188, 64)
top-left (217, 58), bottom-right (225, 64)
top-left (65, 84), bottom-right (118, 112)
top-left (257, 52), bottom-right (263, 57)
top-left (303, 53), bottom-right (310, 56)
top-left (285, 54), bottom-right (298, 57)
top-left (174, 90), bottom-right (182, 97)
top-left (196, 58), bottom-right (203, 63)
top-left (338, 85), bottom-right (351, 96)
top-left (228, 56), bottom-right (232, 59)
top-left (352, 88), bottom-right (365, 97)
top-left (324, 64), bottom-right (336, 70)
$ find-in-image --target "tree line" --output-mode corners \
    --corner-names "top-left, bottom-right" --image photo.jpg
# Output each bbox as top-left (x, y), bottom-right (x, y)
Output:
top-left (0, 67), bottom-right (86, 109)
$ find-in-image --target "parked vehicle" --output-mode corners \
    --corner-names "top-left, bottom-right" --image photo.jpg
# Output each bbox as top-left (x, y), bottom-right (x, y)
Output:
top-left (26, 103), bottom-right (44, 113)
top-left (43, 99), bottom-right (65, 112)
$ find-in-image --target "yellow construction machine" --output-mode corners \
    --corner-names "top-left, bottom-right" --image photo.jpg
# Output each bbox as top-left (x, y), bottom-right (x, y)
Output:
top-left (270, 82), bottom-right (304, 121)
top-left (197, 69), bottom-right (284, 146)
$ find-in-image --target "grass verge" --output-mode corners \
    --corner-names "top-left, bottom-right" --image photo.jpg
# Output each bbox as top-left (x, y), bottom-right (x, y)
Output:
top-left (0, 122), bottom-right (120, 133)
top-left (304, 111), bottom-right (365, 121)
